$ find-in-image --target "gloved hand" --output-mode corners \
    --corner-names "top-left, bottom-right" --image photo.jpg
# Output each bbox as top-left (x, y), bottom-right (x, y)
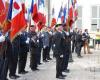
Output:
top-left (53, 44), bottom-right (55, 47)
top-left (43, 46), bottom-right (46, 49)
top-left (0, 35), bottom-right (5, 42)
top-left (60, 55), bottom-right (63, 58)
top-left (26, 38), bottom-right (30, 44)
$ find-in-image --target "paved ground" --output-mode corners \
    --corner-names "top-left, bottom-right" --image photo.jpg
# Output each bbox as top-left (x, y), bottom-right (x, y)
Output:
top-left (8, 48), bottom-right (100, 80)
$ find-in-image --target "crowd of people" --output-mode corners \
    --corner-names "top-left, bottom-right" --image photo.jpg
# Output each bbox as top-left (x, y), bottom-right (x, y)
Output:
top-left (0, 23), bottom-right (95, 80)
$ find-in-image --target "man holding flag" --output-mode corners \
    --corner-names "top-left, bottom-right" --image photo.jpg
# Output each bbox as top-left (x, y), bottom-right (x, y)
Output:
top-left (7, 0), bottom-right (26, 79)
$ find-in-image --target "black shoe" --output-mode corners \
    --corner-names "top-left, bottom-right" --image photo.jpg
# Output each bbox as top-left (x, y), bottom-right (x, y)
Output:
top-left (32, 68), bottom-right (39, 71)
top-left (38, 63), bottom-right (42, 65)
top-left (19, 71), bottom-right (28, 74)
top-left (9, 75), bottom-right (20, 79)
top-left (63, 69), bottom-right (70, 73)
top-left (43, 60), bottom-right (49, 62)
top-left (14, 75), bottom-right (20, 78)
top-left (77, 55), bottom-right (83, 58)
top-left (61, 74), bottom-right (67, 77)
top-left (69, 59), bottom-right (74, 62)
top-left (47, 58), bottom-right (52, 60)
top-left (9, 76), bottom-right (16, 79)
top-left (56, 75), bottom-right (65, 79)
top-left (6, 78), bottom-right (9, 80)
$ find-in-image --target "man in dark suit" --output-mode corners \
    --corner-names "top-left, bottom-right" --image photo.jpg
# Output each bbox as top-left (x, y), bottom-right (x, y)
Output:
top-left (18, 30), bottom-right (29, 74)
top-left (0, 28), bottom-right (9, 80)
top-left (62, 24), bottom-right (71, 73)
top-left (75, 30), bottom-right (83, 57)
top-left (29, 25), bottom-right (39, 71)
top-left (9, 35), bottom-right (20, 79)
top-left (72, 28), bottom-right (78, 53)
top-left (41, 27), bottom-right (50, 62)
top-left (52, 24), bottom-right (65, 79)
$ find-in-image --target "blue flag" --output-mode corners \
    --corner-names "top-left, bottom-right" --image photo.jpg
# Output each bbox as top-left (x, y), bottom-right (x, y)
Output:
top-left (58, 6), bottom-right (63, 18)
top-left (7, 0), bottom-right (13, 21)
top-left (63, 6), bottom-right (67, 23)
top-left (30, 0), bottom-right (34, 13)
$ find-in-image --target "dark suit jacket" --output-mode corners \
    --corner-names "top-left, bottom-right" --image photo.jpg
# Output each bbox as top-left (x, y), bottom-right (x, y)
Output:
top-left (52, 31), bottom-right (63, 57)
top-left (20, 32), bottom-right (29, 53)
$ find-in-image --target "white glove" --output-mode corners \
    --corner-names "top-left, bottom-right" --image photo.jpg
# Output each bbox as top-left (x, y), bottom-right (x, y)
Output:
top-left (53, 44), bottom-right (55, 47)
top-left (43, 46), bottom-right (46, 49)
top-left (0, 35), bottom-right (5, 42)
top-left (60, 55), bottom-right (63, 58)
top-left (41, 34), bottom-right (44, 37)
top-left (66, 32), bottom-right (69, 36)
top-left (26, 38), bottom-right (30, 44)
top-left (37, 40), bottom-right (39, 43)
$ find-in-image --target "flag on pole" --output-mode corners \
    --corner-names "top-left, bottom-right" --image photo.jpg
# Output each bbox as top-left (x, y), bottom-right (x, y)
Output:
top-left (37, 12), bottom-right (46, 30)
top-left (73, 0), bottom-right (78, 21)
top-left (57, 5), bottom-right (63, 24)
top-left (0, 0), bottom-right (6, 24)
top-left (67, 0), bottom-right (74, 28)
top-left (3, 0), bottom-right (13, 34)
top-left (32, 4), bottom-right (38, 23)
top-left (10, 0), bottom-right (27, 41)
top-left (51, 7), bottom-right (56, 28)
top-left (37, 0), bottom-right (46, 30)
top-left (61, 5), bottom-right (67, 24)
top-left (58, 6), bottom-right (63, 18)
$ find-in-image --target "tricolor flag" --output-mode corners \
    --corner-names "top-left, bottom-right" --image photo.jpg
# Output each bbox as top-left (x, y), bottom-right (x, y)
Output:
top-left (37, 0), bottom-right (46, 30)
top-left (51, 7), bottom-right (56, 28)
top-left (57, 5), bottom-right (63, 24)
top-left (58, 6), bottom-right (63, 18)
top-left (73, 0), bottom-right (78, 21)
top-left (10, 0), bottom-right (27, 41)
top-left (68, 0), bottom-right (74, 28)
top-left (61, 5), bottom-right (67, 24)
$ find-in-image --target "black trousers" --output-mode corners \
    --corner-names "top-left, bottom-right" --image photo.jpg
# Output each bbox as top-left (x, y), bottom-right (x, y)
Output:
top-left (30, 48), bottom-right (38, 70)
top-left (76, 43), bottom-right (82, 56)
top-left (37, 47), bottom-right (42, 64)
top-left (62, 54), bottom-right (70, 71)
top-left (18, 52), bottom-right (27, 73)
top-left (43, 47), bottom-right (49, 61)
top-left (72, 40), bottom-right (76, 53)
top-left (9, 52), bottom-right (18, 76)
top-left (47, 46), bottom-right (51, 59)
top-left (56, 56), bottom-right (63, 77)
top-left (0, 56), bottom-right (9, 80)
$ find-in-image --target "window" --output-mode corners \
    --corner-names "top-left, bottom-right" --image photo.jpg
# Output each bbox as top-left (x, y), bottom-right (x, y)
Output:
top-left (91, 6), bottom-right (100, 31)
top-left (92, 6), bottom-right (97, 18)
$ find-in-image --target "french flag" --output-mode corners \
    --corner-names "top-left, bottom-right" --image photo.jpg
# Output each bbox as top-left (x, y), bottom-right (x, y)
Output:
top-left (10, 0), bottom-right (27, 41)
top-left (57, 5), bottom-right (63, 24)
top-left (68, 0), bottom-right (74, 28)
top-left (61, 5), bottom-right (67, 24)
top-left (73, 0), bottom-right (78, 21)
top-left (51, 7), bottom-right (56, 28)
top-left (36, 0), bottom-right (46, 30)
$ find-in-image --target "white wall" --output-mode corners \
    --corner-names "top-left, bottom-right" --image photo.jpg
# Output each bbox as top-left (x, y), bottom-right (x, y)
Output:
top-left (78, 0), bottom-right (100, 31)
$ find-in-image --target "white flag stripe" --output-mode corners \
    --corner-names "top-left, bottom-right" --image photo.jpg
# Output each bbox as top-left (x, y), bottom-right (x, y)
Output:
top-left (12, 0), bottom-right (22, 18)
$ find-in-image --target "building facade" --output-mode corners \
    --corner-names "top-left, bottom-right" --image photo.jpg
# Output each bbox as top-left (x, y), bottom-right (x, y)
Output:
top-left (77, 0), bottom-right (100, 32)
